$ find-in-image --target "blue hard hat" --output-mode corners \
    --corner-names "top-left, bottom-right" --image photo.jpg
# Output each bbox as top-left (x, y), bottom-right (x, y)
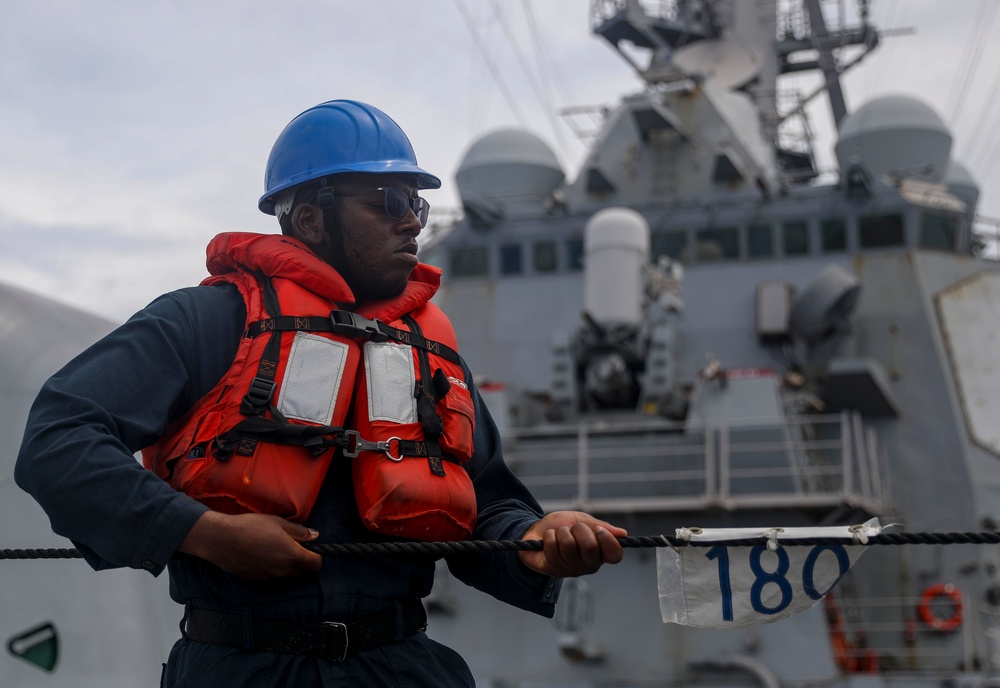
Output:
top-left (258, 99), bottom-right (441, 215)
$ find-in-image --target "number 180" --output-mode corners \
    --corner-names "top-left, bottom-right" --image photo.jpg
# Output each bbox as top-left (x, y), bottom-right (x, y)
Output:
top-left (705, 544), bottom-right (851, 621)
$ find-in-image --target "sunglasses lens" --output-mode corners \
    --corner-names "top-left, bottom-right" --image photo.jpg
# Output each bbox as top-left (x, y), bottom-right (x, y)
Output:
top-left (412, 198), bottom-right (429, 227)
top-left (382, 188), bottom-right (429, 227)
top-left (383, 188), bottom-right (408, 220)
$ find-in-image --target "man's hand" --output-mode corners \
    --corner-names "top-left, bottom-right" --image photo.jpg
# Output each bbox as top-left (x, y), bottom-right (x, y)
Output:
top-left (177, 511), bottom-right (323, 580)
top-left (517, 511), bottom-right (626, 578)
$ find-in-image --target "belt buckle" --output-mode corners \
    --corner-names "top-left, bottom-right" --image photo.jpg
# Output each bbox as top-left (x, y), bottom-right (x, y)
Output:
top-left (322, 621), bottom-right (349, 662)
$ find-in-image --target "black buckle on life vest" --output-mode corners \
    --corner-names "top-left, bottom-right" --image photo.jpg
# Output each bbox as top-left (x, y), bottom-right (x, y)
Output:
top-left (341, 430), bottom-right (402, 460)
top-left (329, 311), bottom-right (389, 343)
top-left (240, 376), bottom-right (276, 415)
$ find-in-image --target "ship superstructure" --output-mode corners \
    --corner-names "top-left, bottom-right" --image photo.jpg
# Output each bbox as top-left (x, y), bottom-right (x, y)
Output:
top-left (424, 1), bottom-right (1000, 685)
top-left (0, 1), bottom-right (996, 685)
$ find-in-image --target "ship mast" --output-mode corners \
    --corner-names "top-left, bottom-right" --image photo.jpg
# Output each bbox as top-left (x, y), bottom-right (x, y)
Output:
top-left (790, 0), bottom-right (880, 127)
top-left (588, 0), bottom-right (880, 184)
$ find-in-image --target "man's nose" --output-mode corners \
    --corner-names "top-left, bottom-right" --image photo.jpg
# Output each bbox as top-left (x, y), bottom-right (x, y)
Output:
top-left (398, 207), bottom-right (422, 236)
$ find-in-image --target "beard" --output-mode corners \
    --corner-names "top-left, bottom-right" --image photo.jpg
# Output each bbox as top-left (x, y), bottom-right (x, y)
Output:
top-left (324, 223), bottom-right (409, 304)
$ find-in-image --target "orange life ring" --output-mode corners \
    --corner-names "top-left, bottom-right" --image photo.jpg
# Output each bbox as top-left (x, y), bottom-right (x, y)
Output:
top-left (918, 583), bottom-right (963, 633)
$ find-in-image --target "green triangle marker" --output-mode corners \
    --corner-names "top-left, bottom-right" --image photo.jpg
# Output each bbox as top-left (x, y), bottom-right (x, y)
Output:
top-left (7, 621), bottom-right (58, 672)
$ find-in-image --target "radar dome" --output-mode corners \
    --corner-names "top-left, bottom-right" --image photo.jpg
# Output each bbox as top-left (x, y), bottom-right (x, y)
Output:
top-left (455, 129), bottom-right (565, 219)
top-left (584, 207), bottom-right (650, 325)
top-left (835, 95), bottom-right (952, 183)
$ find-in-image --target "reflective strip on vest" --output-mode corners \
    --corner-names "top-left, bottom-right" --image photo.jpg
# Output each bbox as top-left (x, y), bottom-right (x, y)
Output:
top-left (364, 341), bottom-right (417, 424)
top-left (276, 332), bottom-right (350, 424)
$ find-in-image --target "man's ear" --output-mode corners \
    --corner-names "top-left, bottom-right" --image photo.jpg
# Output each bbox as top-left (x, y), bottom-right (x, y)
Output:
top-left (290, 204), bottom-right (325, 245)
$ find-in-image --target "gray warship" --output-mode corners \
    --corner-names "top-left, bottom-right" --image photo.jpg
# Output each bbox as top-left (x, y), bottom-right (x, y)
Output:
top-left (420, 0), bottom-right (1000, 686)
top-left (0, 1), bottom-right (998, 686)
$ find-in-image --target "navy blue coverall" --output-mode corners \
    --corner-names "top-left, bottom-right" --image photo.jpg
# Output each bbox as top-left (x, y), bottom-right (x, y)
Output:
top-left (16, 283), bottom-right (558, 687)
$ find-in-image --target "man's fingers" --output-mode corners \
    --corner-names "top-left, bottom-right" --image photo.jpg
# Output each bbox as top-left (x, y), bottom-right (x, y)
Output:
top-left (519, 511), bottom-right (629, 577)
top-left (297, 549), bottom-right (324, 572)
top-left (544, 525), bottom-right (597, 575)
top-left (595, 526), bottom-right (625, 564)
top-left (595, 520), bottom-right (628, 538)
top-left (562, 524), bottom-right (599, 570)
top-left (282, 521), bottom-right (320, 542)
top-left (278, 521), bottom-right (323, 571)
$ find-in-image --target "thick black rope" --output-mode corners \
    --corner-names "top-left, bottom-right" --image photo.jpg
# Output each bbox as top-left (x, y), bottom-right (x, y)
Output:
top-left (0, 548), bottom-right (86, 560)
top-left (3, 532), bottom-right (1000, 560)
top-left (309, 532), bottom-right (1000, 556)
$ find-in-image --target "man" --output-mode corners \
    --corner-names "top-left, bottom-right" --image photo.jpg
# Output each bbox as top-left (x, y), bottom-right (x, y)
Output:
top-left (15, 99), bottom-right (624, 686)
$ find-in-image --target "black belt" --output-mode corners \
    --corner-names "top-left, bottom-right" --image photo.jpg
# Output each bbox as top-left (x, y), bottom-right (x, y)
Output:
top-left (184, 599), bottom-right (427, 662)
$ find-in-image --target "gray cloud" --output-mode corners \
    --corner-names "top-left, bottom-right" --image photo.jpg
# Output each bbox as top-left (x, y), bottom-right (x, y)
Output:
top-left (0, 0), bottom-right (997, 321)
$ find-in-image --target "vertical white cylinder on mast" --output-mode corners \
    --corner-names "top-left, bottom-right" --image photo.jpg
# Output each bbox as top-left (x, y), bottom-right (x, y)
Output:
top-left (584, 207), bottom-right (650, 324)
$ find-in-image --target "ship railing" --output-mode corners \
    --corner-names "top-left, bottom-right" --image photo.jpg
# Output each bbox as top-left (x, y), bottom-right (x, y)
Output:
top-left (502, 411), bottom-right (888, 514)
top-left (980, 601), bottom-right (1000, 670)
top-left (831, 594), bottom-right (986, 673)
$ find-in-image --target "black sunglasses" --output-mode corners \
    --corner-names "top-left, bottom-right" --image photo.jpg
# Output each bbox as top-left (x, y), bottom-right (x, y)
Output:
top-left (316, 187), bottom-right (430, 228)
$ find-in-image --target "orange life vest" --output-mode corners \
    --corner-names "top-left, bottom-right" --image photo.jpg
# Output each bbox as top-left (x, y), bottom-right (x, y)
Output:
top-left (142, 232), bottom-right (477, 541)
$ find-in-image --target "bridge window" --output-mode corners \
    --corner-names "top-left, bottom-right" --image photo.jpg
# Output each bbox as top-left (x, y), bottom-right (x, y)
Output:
top-left (449, 246), bottom-right (490, 278)
top-left (920, 212), bottom-right (959, 251)
top-left (748, 224), bottom-right (774, 258)
top-left (821, 218), bottom-right (846, 253)
top-left (533, 241), bottom-right (558, 273)
top-left (859, 214), bottom-right (904, 248)
top-left (694, 227), bottom-right (739, 262)
top-left (500, 244), bottom-right (523, 275)
top-left (651, 230), bottom-right (688, 261)
top-left (782, 220), bottom-right (809, 256)
top-left (566, 238), bottom-right (584, 271)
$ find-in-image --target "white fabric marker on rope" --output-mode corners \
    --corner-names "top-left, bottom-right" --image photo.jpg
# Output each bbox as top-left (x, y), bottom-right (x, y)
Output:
top-left (658, 518), bottom-right (882, 628)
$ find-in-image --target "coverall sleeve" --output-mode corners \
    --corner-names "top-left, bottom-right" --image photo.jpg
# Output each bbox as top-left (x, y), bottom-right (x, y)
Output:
top-left (14, 285), bottom-right (245, 575)
top-left (444, 365), bottom-right (561, 617)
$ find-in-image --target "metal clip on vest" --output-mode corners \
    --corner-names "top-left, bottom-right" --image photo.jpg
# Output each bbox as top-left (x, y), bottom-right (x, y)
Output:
top-left (341, 430), bottom-right (403, 461)
top-left (329, 310), bottom-right (389, 342)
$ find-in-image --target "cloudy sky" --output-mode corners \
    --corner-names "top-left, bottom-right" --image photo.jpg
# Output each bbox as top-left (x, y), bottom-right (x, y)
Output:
top-left (2, 0), bottom-right (998, 323)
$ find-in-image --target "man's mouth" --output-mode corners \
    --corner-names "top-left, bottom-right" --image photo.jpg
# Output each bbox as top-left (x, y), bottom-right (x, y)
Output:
top-left (395, 242), bottom-right (419, 264)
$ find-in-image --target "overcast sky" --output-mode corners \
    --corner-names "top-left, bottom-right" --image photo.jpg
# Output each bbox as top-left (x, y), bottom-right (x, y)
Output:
top-left (2, 0), bottom-right (998, 322)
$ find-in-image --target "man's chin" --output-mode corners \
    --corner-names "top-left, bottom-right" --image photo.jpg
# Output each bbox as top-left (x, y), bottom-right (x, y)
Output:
top-left (356, 280), bottom-right (409, 305)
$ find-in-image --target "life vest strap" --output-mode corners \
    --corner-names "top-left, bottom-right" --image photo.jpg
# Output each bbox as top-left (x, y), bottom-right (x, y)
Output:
top-left (329, 310), bottom-right (390, 343)
top-left (402, 313), bottom-right (451, 478)
top-left (243, 311), bottom-right (461, 365)
top-left (215, 415), bottom-right (346, 460)
top-left (239, 376), bottom-right (277, 416)
top-left (338, 430), bottom-right (456, 465)
top-left (229, 285), bottom-right (463, 477)
top-left (240, 274), bottom-right (285, 417)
